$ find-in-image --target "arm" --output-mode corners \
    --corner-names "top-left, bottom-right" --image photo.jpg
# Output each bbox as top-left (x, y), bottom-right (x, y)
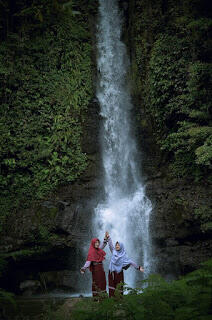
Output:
top-left (99, 238), bottom-right (108, 249)
top-left (108, 236), bottom-right (114, 253)
top-left (129, 260), bottom-right (144, 272)
top-left (80, 261), bottom-right (91, 273)
top-left (129, 260), bottom-right (140, 270)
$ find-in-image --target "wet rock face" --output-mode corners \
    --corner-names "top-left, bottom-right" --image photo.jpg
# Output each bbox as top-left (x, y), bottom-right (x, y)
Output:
top-left (146, 176), bottom-right (212, 277)
top-left (1, 247), bottom-right (78, 294)
top-left (19, 270), bottom-right (82, 296)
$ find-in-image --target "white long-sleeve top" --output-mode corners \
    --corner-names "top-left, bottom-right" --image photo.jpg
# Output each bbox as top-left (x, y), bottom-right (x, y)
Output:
top-left (81, 239), bottom-right (108, 271)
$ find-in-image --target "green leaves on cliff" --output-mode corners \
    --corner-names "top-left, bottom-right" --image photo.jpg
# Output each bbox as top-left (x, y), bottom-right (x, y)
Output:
top-left (147, 34), bottom-right (212, 179)
top-left (0, 0), bottom-right (94, 225)
top-left (193, 205), bottom-right (212, 232)
top-left (133, 0), bottom-right (212, 181)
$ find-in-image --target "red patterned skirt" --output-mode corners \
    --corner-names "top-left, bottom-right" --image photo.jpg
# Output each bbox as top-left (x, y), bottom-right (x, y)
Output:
top-left (91, 263), bottom-right (106, 297)
top-left (108, 270), bottom-right (124, 297)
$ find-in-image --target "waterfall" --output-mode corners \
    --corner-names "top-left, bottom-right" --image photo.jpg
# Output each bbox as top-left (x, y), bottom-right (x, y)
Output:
top-left (93, 0), bottom-right (153, 287)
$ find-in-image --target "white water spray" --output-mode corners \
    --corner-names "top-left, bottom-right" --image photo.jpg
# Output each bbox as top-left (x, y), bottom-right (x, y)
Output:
top-left (94, 0), bottom-right (152, 287)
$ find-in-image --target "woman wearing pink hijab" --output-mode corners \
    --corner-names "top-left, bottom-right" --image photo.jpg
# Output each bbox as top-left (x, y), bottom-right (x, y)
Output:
top-left (105, 232), bottom-right (144, 297)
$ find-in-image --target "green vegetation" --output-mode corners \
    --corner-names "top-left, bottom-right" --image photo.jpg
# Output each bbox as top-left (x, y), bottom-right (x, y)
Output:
top-left (36, 259), bottom-right (212, 320)
top-left (193, 205), bottom-right (212, 232)
top-left (0, 290), bottom-right (15, 310)
top-left (132, 0), bottom-right (212, 181)
top-left (0, 0), bottom-right (95, 231)
top-left (1, 247), bottom-right (48, 261)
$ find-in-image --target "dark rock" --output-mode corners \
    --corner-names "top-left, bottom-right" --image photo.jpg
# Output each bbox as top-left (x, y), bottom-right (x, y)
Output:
top-left (179, 240), bottom-right (212, 273)
top-left (42, 201), bottom-right (56, 209)
top-left (20, 280), bottom-right (41, 296)
top-left (165, 238), bottom-right (179, 247)
top-left (146, 175), bottom-right (212, 276)
top-left (39, 270), bottom-right (79, 290)
top-left (20, 280), bottom-right (41, 291)
top-left (56, 201), bottom-right (69, 211)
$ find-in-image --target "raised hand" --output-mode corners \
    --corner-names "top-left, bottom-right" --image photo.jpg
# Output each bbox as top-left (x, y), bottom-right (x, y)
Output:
top-left (139, 266), bottom-right (144, 272)
top-left (105, 231), bottom-right (109, 239)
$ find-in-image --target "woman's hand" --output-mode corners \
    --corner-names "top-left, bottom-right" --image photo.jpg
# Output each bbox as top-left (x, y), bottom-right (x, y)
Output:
top-left (139, 266), bottom-right (144, 272)
top-left (105, 231), bottom-right (109, 239)
top-left (80, 268), bottom-right (85, 274)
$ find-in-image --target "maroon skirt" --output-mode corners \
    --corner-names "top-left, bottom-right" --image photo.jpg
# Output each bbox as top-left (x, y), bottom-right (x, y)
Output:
top-left (91, 263), bottom-right (106, 297)
top-left (108, 270), bottom-right (124, 297)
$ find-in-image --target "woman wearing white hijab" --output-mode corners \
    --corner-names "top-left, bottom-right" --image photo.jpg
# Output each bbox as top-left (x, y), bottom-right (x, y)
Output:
top-left (105, 232), bottom-right (144, 297)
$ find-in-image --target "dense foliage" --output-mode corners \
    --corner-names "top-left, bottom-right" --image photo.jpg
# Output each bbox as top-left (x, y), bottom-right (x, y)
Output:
top-left (132, 0), bottom-right (212, 181)
top-left (0, 0), bottom-right (94, 230)
top-left (36, 259), bottom-right (212, 320)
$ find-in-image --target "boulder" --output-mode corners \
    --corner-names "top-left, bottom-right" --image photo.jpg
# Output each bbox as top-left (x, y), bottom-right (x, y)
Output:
top-left (19, 280), bottom-right (41, 296)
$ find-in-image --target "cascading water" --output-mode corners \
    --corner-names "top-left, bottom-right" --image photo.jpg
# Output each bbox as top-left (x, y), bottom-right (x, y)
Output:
top-left (93, 0), bottom-right (153, 287)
